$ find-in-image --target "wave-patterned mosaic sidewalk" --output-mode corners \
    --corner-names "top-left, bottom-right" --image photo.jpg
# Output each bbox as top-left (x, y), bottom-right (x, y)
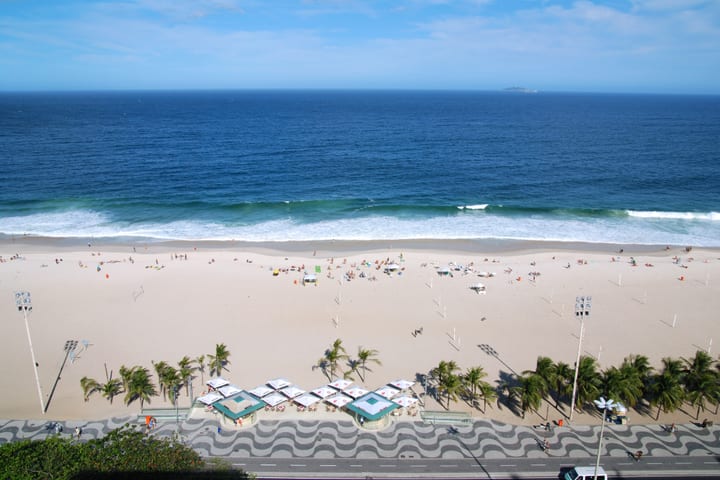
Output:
top-left (1, 417), bottom-right (718, 460)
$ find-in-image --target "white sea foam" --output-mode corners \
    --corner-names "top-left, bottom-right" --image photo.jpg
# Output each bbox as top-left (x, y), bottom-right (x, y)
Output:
top-left (627, 210), bottom-right (720, 221)
top-left (2, 209), bottom-right (720, 246)
top-left (0, 210), bottom-right (114, 237)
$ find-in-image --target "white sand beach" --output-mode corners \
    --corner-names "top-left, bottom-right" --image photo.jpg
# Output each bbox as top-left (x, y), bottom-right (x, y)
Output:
top-left (1, 237), bottom-right (718, 426)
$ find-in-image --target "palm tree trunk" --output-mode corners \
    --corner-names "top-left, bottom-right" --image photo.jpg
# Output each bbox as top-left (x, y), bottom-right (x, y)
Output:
top-left (656, 406), bottom-right (661, 421)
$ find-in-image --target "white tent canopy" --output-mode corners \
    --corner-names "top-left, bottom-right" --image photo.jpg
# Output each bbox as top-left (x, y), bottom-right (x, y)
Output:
top-left (197, 391), bottom-right (223, 405)
top-left (328, 378), bottom-right (353, 390)
top-left (218, 384), bottom-right (242, 398)
top-left (263, 392), bottom-right (287, 407)
top-left (375, 385), bottom-right (400, 400)
top-left (267, 378), bottom-right (292, 390)
top-left (389, 379), bottom-right (415, 391)
top-left (344, 386), bottom-right (369, 399)
top-left (281, 385), bottom-right (306, 399)
top-left (206, 377), bottom-right (230, 389)
top-left (294, 393), bottom-right (321, 407)
top-left (248, 385), bottom-right (274, 398)
top-left (393, 395), bottom-right (419, 408)
top-left (312, 386), bottom-right (337, 398)
top-left (326, 393), bottom-right (353, 408)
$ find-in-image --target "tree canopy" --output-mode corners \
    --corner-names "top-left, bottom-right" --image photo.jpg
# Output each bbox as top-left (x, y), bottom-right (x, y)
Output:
top-left (0, 425), bottom-right (254, 480)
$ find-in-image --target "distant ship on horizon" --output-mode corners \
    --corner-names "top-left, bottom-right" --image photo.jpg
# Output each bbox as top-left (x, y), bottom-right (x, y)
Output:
top-left (503, 86), bottom-right (539, 94)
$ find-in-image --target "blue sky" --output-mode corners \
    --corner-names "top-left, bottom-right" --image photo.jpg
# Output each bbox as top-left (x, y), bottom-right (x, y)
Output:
top-left (1, 0), bottom-right (718, 93)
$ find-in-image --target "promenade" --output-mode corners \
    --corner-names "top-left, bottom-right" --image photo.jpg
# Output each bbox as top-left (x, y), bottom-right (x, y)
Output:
top-left (2, 415), bottom-right (719, 478)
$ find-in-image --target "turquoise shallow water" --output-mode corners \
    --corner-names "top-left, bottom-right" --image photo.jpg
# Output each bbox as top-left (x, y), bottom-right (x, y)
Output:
top-left (0, 90), bottom-right (718, 245)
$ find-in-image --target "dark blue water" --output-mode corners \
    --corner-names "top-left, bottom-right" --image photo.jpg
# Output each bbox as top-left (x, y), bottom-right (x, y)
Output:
top-left (1, 90), bottom-right (718, 245)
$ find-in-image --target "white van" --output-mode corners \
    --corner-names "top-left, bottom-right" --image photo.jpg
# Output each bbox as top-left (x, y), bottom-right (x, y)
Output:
top-left (564, 466), bottom-right (608, 480)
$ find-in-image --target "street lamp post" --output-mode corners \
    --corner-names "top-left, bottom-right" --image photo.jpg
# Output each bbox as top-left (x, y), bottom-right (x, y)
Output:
top-left (173, 385), bottom-right (180, 426)
top-left (569, 295), bottom-right (591, 422)
top-left (593, 396), bottom-right (616, 480)
top-left (15, 291), bottom-right (45, 414)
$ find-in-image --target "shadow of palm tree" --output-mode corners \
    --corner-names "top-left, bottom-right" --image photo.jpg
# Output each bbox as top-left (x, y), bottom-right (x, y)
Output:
top-left (495, 370), bottom-right (521, 417)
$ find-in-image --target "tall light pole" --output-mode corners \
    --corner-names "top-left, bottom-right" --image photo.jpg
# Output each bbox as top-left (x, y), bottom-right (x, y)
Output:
top-left (15, 291), bottom-right (45, 414)
top-left (569, 295), bottom-right (591, 422)
top-left (593, 396), bottom-right (616, 480)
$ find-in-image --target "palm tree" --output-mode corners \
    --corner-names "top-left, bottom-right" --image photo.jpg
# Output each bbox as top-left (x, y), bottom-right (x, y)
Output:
top-left (208, 343), bottom-right (231, 377)
top-left (356, 347), bottom-right (381, 382)
top-left (649, 358), bottom-right (685, 420)
top-left (152, 360), bottom-right (171, 400)
top-left (344, 358), bottom-right (360, 381)
top-left (437, 373), bottom-right (463, 409)
top-left (602, 365), bottom-right (643, 408)
top-left (552, 361), bottom-right (573, 408)
top-left (195, 355), bottom-right (207, 385)
top-left (685, 374), bottom-right (719, 419)
top-left (124, 366), bottom-right (157, 409)
top-left (177, 355), bottom-right (196, 397)
top-left (80, 376), bottom-right (100, 402)
top-left (509, 373), bottom-right (544, 419)
top-left (331, 338), bottom-right (347, 357)
top-left (463, 366), bottom-right (487, 407)
top-left (322, 339), bottom-right (349, 379)
top-left (313, 357), bottom-right (332, 381)
top-left (574, 356), bottom-right (602, 411)
top-left (118, 365), bottom-right (135, 393)
top-left (526, 356), bottom-right (555, 397)
top-left (624, 354), bottom-right (653, 382)
top-left (683, 350), bottom-right (719, 419)
top-left (477, 381), bottom-right (498, 413)
top-left (431, 360), bottom-right (460, 385)
top-left (100, 378), bottom-right (123, 404)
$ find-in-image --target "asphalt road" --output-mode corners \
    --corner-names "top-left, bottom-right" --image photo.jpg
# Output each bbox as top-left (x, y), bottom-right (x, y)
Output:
top-left (231, 454), bottom-right (720, 479)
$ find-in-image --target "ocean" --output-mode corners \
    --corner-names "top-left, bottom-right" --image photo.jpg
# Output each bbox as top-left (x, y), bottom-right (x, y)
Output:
top-left (1, 90), bottom-right (718, 246)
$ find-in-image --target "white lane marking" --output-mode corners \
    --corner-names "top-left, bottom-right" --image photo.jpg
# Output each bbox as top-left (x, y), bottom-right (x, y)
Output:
top-left (500, 464), bottom-right (517, 467)
top-left (289, 464), bottom-right (306, 467)
top-left (260, 463), bottom-right (276, 467)
top-left (319, 464), bottom-right (336, 467)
